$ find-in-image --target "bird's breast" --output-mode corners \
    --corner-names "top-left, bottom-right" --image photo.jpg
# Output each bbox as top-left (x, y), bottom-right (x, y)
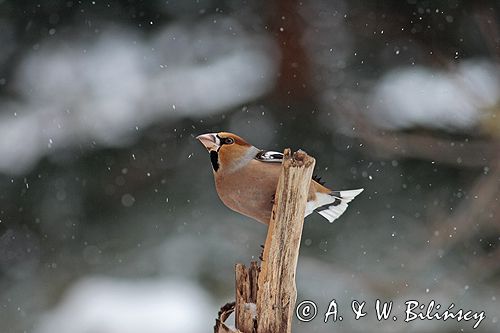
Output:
top-left (214, 162), bottom-right (281, 224)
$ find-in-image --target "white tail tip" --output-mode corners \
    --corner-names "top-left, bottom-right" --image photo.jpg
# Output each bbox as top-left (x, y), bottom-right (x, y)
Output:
top-left (316, 188), bottom-right (363, 223)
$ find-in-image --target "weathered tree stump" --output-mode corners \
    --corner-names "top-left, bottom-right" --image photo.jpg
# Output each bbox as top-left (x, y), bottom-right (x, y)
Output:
top-left (214, 149), bottom-right (316, 333)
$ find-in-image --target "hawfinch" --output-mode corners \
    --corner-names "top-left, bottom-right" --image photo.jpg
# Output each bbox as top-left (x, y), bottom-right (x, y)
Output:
top-left (196, 132), bottom-right (363, 224)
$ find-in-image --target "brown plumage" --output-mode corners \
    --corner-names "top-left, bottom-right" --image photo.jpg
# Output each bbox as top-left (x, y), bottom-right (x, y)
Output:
top-left (196, 132), bottom-right (363, 224)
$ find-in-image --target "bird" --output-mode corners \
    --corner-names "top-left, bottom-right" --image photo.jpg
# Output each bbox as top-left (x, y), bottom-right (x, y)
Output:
top-left (196, 132), bottom-right (363, 224)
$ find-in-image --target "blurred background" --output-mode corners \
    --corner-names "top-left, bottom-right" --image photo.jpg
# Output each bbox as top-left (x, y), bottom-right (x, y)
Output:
top-left (0, 0), bottom-right (499, 332)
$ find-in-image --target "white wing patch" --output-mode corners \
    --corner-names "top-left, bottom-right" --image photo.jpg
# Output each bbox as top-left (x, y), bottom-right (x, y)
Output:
top-left (255, 150), bottom-right (283, 163)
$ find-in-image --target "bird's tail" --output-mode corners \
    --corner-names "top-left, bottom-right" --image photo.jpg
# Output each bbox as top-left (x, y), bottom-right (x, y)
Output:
top-left (315, 189), bottom-right (363, 223)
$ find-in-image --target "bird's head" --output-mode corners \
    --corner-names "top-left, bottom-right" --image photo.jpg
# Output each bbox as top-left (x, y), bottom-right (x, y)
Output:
top-left (196, 132), bottom-right (256, 172)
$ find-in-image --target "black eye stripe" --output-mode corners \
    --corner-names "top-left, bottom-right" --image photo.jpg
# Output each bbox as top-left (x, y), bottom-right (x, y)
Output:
top-left (217, 136), bottom-right (234, 145)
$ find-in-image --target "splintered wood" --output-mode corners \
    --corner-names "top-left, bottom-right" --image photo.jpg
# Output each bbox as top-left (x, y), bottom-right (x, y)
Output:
top-left (214, 149), bottom-right (315, 333)
top-left (235, 262), bottom-right (259, 331)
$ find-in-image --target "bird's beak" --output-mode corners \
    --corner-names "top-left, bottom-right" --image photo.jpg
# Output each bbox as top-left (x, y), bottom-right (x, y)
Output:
top-left (196, 133), bottom-right (220, 151)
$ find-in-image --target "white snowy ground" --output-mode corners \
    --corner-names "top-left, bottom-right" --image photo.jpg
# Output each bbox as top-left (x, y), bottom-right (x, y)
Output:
top-left (33, 277), bottom-right (214, 333)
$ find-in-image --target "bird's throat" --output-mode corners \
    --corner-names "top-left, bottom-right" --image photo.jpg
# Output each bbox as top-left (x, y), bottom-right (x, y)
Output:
top-left (210, 151), bottom-right (220, 171)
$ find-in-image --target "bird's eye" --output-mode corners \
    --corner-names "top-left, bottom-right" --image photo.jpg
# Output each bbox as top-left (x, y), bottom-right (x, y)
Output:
top-left (223, 137), bottom-right (234, 144)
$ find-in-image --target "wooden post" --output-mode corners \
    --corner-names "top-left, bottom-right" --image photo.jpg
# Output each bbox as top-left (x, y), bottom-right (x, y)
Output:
top-left (235, 262), bottom-right (259, 331)
top-left (214, 149), bottom-right (315, 333)
top-left (256, 149), bottom-right (315, 333)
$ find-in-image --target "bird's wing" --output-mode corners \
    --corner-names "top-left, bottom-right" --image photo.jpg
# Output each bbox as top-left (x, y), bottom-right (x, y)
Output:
top-left (254, 150), bottom-right (284, 163)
